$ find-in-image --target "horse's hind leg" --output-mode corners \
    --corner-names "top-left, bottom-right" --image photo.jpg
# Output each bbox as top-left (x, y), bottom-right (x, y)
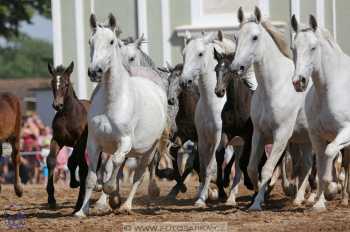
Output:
top-left (148, 152), bottom-right (160, 197)
top-left (119, 143), bottom-right (158, 212)
top-left (341, 149), bottom-right (350, 206)
top-left (46, 139), bottom-right (61, 208)
top-left (9, 136), bottom-right (23, 197)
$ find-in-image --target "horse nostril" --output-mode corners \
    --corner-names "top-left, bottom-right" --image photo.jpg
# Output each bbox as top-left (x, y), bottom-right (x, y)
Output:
top-left (300, 76), bottom-right (306, 84)
top-left (97, 67), bottom-right (103, 73)
top-left (168, 98), bottom-right (175, 105)
top-left (187, 80), bottom-right (193, 85)
top-left (240, 66), bottom-right (245, 72)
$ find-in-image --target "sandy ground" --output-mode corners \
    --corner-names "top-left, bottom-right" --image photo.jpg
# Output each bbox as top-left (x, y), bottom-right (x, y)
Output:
top-left (0, 176), bottom-right (350, 232)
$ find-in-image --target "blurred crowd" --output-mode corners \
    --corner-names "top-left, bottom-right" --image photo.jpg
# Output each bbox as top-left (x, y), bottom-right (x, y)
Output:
top-left (0, 112), bottom-right (71, 186)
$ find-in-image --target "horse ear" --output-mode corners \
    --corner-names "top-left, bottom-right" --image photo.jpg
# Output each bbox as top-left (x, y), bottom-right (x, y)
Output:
top-left (309, 14), bottom-right (318, 32)
top-left (185, 30), bottom-right (192, 45)
top-left (108, 13), bottom-right (117, 30)
top-left (65, 62), bottom-right (74, 76)
top-left (117, 38), bottom-right (124, 48)
top-left (217, 30), bottom-right (223, 42)
top-left (254, 6), bottom-right (262, 23)
top-left (291, 14), bottom-right (298, 32)
top-left (90, 14), bottom-right (97, 30)
top-left (135, 33), bottom-right (145, 48)
top-left (166, 62), bottom-right (174, 72)
top-left (213, 47), bottom-right (223, 61)
top-left (48, 63), bottom-right (54, 75)
top-left (238, 7), bottom-right (245, 24)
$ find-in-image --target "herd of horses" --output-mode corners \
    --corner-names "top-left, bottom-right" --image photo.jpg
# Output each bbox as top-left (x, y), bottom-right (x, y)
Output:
top-left (2, 6), bottom-right (350, 218)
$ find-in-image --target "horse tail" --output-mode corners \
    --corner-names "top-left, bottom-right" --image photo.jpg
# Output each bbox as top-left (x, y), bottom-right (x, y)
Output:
top-left (157, 126), bottom-right (173, 169)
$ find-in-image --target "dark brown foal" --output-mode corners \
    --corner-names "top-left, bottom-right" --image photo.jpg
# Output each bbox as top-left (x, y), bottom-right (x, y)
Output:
top-left (0, 93), bottom-right (22, 197)
top-left (47, 62), bottom-right (90, 211)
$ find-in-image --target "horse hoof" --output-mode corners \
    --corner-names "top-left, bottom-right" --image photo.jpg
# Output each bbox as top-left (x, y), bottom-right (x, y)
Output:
top-left (14, 184), bottom-right (23, 197)
top-left (248, 203), bottom-right (262, 211)
top-left (195, 199), bottom-right (206, 208)
top-left (48, 200), bottom-right (57, 209)
top-left (208, 189), bottom-right (219, 201)
top-left (74, 210), bottom-right (87, 218)
top-left (341, 198), bottom-right (349, 207)
top-left (94, 184), bottom-right (103, 192)
top-left (312, 201), bottom-right (327, 211)
top-left (108, 195), bottom-right (121, 209)
top-left (70, 180), bottom-right (80, 189)
top-left (148, 186), bottom-right (160, 197)
top-left (103, 183), bottom-right (116, 195)
top-left (225, 200), bottom-right (237, 207)
top-left (116, 204), bottom-right (132, 214)
top-left (293, 199), bottom-right (303, 207)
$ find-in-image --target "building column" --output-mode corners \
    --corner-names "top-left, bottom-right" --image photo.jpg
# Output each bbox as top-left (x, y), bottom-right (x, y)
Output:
top-left (316, 0), bottom-right (325, 27)
top-left (161, 0), bottom-right (171, 65)
top-left (137, 0), bottom-right (149, 54)
top-left (74, 0), bottom-right (88, 99)
top-left (51, 0), bottom-right (63, 66)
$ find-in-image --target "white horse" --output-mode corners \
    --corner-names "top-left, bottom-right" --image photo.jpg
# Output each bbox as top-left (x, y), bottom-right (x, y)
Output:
top-left (230, 7), bottom-right (313, 210)
top-left (75, 14), bottom-right (167, 217)
top-left (291, 15), bottom-right (350, 209)
top-left (181, 32), bottom-right (227, 207)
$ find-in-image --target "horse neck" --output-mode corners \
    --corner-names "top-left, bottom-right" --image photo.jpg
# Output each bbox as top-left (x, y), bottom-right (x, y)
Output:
top-left (311, 39), bottom-right (343, 98)
top-left (102, 49), bottom-right (130, 107)
top-left (63, 85), bottom-right (80, 112)
top-left (225, 78), bottom-right (251, 117)
top-left (197, 50), bottom-right (218, 104)
top-left (178, 89), bottom-right (197, 118)
top-left (253, 28), bottom-right (293, 96)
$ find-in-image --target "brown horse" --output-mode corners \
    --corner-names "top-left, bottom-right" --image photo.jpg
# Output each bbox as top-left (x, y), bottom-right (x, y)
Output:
top-left (47, 62), bottom-right (90, 211)
top-left (0, 93), bottom-right (22, 197)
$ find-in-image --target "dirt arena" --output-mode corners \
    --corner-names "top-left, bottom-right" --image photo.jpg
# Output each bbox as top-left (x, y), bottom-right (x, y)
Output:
top-left (1, 176), bottom-right (350, 232)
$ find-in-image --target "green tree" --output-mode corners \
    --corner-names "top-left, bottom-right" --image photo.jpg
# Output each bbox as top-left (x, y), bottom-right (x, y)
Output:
top-left (0, 0), bottom-right (51, 38)
top-left (0, 34), bottom-right (52, 78)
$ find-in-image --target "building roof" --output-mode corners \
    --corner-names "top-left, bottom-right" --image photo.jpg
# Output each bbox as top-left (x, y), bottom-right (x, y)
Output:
top-left (0, 78), bottom-right (51, 99)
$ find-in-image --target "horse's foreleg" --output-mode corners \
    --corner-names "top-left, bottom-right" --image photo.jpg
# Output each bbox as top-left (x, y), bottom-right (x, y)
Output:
top-left (195, 133), bottom-right (220, 207)
top-left (67, 148), bottom-right (80, 188)
top-left (46, 139), bottom-right (61, 208)
top-left (249, 131), bottom-right (289, 211)
top-left (10, 137), bottom-right (23, 197)
top-left (74, 138), bottom-right (100, 217)
top-left (247, 129), bottom-right (265, 192)
top-left (226, 148), bottom-right (241, 206)
top-left (103, 136), bottom-right (131, 194)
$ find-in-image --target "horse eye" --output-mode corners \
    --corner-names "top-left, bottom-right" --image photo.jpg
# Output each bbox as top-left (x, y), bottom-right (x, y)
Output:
top-left (129, 57), bottom-right (135, 62)
top-left (252, 35), bottom-right (258, 41)
top-left (198, 52), bottom-right (203, 57)
top-left (311, 47), bottom-right (316, 52)
top-left (110, 40), bottom-right (114, 45)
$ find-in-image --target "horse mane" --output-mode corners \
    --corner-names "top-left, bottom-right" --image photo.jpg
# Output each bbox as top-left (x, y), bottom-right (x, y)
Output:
top-left (138, 49), bottom-right (157, 69)
top-left (261, 20), bottom-right (292, 59)
top-left (317, 28), bottom-right (342, 52)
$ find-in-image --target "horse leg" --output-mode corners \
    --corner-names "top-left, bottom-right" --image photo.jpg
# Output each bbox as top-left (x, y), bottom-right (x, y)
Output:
top-left (226, 148), bottom-right (241, 206)
top-left (195, 132), bottom-right (220, 207)
top-left (119, 143), bottom-right (158, 212)
top-left (9, 136), bottom-right (23, 197)
top-left (341, 149), bottom-right (350, 206)
top-left (74, 137), bottom-right (100, 217)
top-left (46, 139), bottom-right (61, 208)
top-left (308, 135), bottom-right (329, 210)
top-left (73, 132), bottom-right (88, 212)
top-left (240, 131), bottom-right (254, 190)
top-left (293, 143), bottom-right (313, 206)
top-left (148, 152), bottom-right (160, 197)
top-left (216, 146), bottom-right (227, 202)
top-left (103, 136), bottom-right (131, 194)
top-left (249, 130), bottom-right (290, 211)
top-left (247, 129), bottom-right (265, 193)
top-left (67, 148), bottom-right (80, 188)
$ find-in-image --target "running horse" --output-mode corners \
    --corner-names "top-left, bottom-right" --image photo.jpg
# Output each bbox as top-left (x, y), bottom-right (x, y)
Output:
top-left (0, 93), bottom-right (22, 197)
top-left (47, 62), bottom-right (90, 211)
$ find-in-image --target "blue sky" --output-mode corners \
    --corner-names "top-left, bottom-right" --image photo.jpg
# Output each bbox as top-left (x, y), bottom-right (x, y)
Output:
top-left (21, 15), bottom-right (53, 42)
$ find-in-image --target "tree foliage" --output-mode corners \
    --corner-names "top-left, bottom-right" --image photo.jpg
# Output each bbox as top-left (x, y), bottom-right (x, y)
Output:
top-left (0, 34), bottom-right (52, 79)
top-left (0, 0), bottom-right (51, 38)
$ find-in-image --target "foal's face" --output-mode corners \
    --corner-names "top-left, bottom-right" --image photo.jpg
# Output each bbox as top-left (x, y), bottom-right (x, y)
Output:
top-left (167, 64), bottom-right (183, 106)
top-left (291, 15), bottom-right (319, 92)
top-left (48, 62), bottom-right (74, 111)
top-left (88, 14), bottom-right (117, 82)
top-left (214, 50), bottom-right (234, 98)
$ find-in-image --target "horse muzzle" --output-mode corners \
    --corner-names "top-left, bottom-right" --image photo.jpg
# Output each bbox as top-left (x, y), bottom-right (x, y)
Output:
top-left (88, 67), bottom-right (103, 82)
top-left (52, 102), bottom-right (63, 111)
top-left (292, 75), bottom-right (308, 92)
top-left (215, 86), bottom-right (226, 98)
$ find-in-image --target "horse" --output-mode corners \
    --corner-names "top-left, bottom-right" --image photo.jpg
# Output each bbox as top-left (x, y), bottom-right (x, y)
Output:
top-left (0, 93), bottom-right (22, 197)
top-left (230, 7), bottom-right (313, 210)
top-left (74, 13), bottom-right (167, 217)
top-left (291, 15), bottom-right (349, 209)
top-left (180, 32), bottom-right (227, 207)
top-left (47, 62), bottom-right (90, 211)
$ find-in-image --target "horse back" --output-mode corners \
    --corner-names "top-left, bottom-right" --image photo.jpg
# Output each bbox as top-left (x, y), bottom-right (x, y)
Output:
top-left (0, 93), bottom-right (21, 141)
